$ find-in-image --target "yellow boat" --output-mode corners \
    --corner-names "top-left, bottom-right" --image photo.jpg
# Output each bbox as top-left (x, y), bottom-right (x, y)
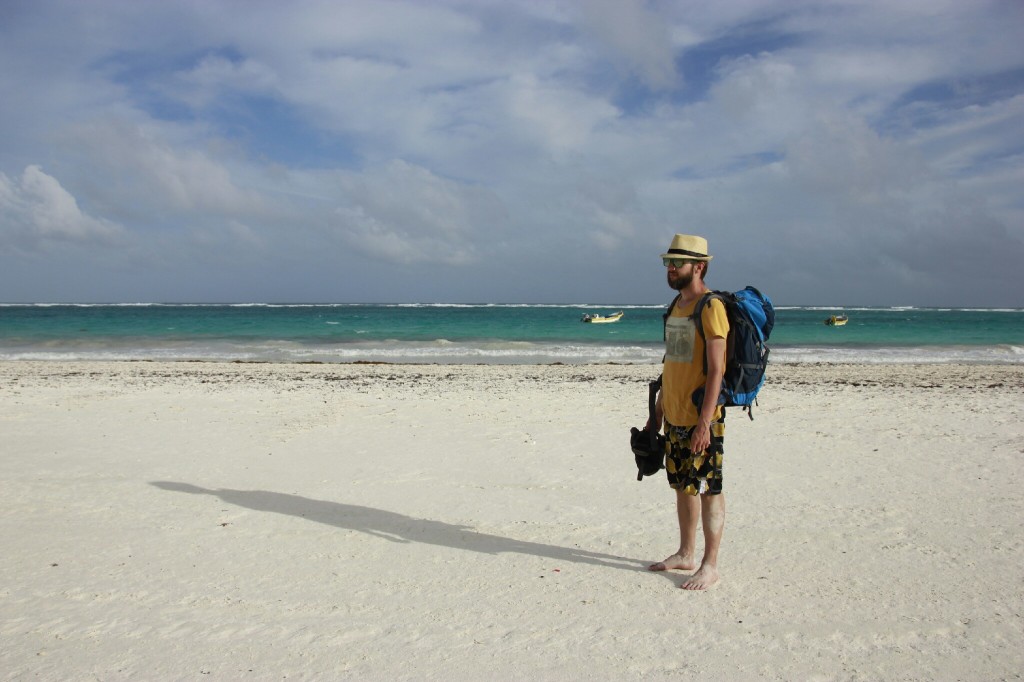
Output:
top-left (581, 311), bottom-right (624, 324)
top-left (824, 314), bottom-right (848, 326)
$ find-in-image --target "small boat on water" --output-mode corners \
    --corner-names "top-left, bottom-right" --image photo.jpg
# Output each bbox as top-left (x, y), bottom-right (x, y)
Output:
top-left (581, 311), bottom-right (624, 324)
top-left (824, 314), bottom-right (849, 326)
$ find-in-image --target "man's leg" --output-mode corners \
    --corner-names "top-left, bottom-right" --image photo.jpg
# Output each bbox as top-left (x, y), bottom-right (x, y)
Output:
top-left (681, 492), bottom-right (724, 590)
top-left (648, 488), bottom-right (700, 571)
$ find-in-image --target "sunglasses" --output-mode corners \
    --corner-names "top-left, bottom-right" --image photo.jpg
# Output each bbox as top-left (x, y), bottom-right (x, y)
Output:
top-left (662, 258), bottom-right (696, 268)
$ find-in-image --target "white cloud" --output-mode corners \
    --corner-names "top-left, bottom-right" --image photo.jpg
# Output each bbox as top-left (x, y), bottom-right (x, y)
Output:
top-left (905, 94), bottom-right (1024, 177)
top-left (332, 160), bottom-right (505, 265)
top-left (58, 119), bottom-right (268, 221)
top-left (172, 55), bottom-right (281, 108)
top-left (503, 73), bottom-right (620, 155)
top-left (580, 0), bottom-right (678, 89)
top-left (0, 165), bottom-right (125, 247)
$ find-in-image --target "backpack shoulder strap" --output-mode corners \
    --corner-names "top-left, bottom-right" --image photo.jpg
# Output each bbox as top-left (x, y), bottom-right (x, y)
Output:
top-left (691, 291), bottom-right (723, 376)
top-left (690, 291), bottom-right (722, 340)
top-left (661, 294), bottom-right (681, 340)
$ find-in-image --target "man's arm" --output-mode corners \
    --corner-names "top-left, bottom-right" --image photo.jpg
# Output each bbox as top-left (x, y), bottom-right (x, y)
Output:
top-left (690, 335), bottom-right (726, 454)
top-left (650, 390), bottom-right (664, 431)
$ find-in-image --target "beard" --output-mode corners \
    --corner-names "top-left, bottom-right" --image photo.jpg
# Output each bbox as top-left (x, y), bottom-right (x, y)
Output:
top-left (668, 269), bottom-right (694, 291)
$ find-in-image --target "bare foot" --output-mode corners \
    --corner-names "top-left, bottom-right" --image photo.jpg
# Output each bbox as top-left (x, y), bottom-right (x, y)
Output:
top-left (648, 553), bottom-right (697, 572)
top-left (680, 563), bottom-right (719, 590)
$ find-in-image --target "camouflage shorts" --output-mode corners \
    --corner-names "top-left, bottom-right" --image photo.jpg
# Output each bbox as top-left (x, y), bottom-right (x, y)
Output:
top-left (664, 420), bottom-right (725, 495)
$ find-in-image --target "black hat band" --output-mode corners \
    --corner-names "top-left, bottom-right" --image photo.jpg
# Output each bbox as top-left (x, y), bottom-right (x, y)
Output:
top-left (667, 248), bottom-right (707, 258)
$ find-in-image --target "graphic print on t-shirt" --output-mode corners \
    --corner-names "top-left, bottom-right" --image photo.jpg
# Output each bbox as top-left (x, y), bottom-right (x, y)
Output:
top-left (664, 314), bottom-right (696, 364)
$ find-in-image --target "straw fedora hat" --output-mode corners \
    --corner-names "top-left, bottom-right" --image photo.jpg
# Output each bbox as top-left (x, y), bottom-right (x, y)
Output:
top-left (661, 234), bottom-right (712, 261)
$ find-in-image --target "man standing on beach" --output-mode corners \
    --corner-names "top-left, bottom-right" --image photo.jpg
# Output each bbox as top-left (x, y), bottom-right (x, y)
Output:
top-left (648, 234), bottom-right (729, 590)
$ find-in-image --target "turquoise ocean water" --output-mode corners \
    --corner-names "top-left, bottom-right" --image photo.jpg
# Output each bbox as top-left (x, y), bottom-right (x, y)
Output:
top-left (1, 303), bottom-right (1022, 364)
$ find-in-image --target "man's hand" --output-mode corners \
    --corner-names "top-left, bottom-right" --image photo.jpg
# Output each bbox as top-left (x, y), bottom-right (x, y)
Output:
top-left (690, 418), bottom-right (712, 454)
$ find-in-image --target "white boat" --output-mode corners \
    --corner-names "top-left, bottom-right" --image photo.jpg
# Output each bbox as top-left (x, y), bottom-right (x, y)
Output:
top-left (824, 314), bottom-right (849, 326)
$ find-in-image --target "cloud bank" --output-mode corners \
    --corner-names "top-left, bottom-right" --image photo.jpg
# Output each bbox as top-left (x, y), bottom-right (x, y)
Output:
top-left (1, 0), bottom-right (1022, 305)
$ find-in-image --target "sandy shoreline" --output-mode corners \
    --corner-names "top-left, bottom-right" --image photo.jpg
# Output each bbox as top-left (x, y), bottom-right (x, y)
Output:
top-left (2, 361), bottom-right (1022, 680)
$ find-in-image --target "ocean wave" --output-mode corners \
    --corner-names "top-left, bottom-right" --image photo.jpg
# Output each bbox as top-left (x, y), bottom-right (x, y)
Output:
top-left (0, 301), bottom-right (673, 310)
top-left (385, 303), bottom-right (665, 309)
top-left (3, 338), bottom-right (1023, 365)
top-left (0, 334), bottom-right (661, 363)
top-left (775, 306), bottom-right (1024, 313)
top-left (772, 345), bottom-right (1024, 364)
top-left (5, 302), bottom-right (1022, 313)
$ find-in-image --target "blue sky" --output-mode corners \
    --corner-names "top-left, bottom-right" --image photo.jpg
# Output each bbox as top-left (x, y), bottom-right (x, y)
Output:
top-left (1, 0), bottom-right (1022, 306)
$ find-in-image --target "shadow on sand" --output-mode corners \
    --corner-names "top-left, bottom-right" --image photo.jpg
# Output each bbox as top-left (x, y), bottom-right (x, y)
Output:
top-left (151, 482), bottom-right (644, 572)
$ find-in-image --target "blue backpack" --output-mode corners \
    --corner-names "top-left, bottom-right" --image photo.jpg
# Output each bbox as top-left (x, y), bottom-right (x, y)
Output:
top-left (664, 286), bottom-right (775, 420)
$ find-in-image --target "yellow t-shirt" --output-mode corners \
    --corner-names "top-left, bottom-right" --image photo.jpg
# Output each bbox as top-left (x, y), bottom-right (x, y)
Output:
top-left (662, 294), bottom-right (729, 427)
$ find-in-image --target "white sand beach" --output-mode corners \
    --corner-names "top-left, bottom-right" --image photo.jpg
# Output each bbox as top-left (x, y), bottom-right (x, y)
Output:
top-left (2, 361), bottom-right (1022, 680)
